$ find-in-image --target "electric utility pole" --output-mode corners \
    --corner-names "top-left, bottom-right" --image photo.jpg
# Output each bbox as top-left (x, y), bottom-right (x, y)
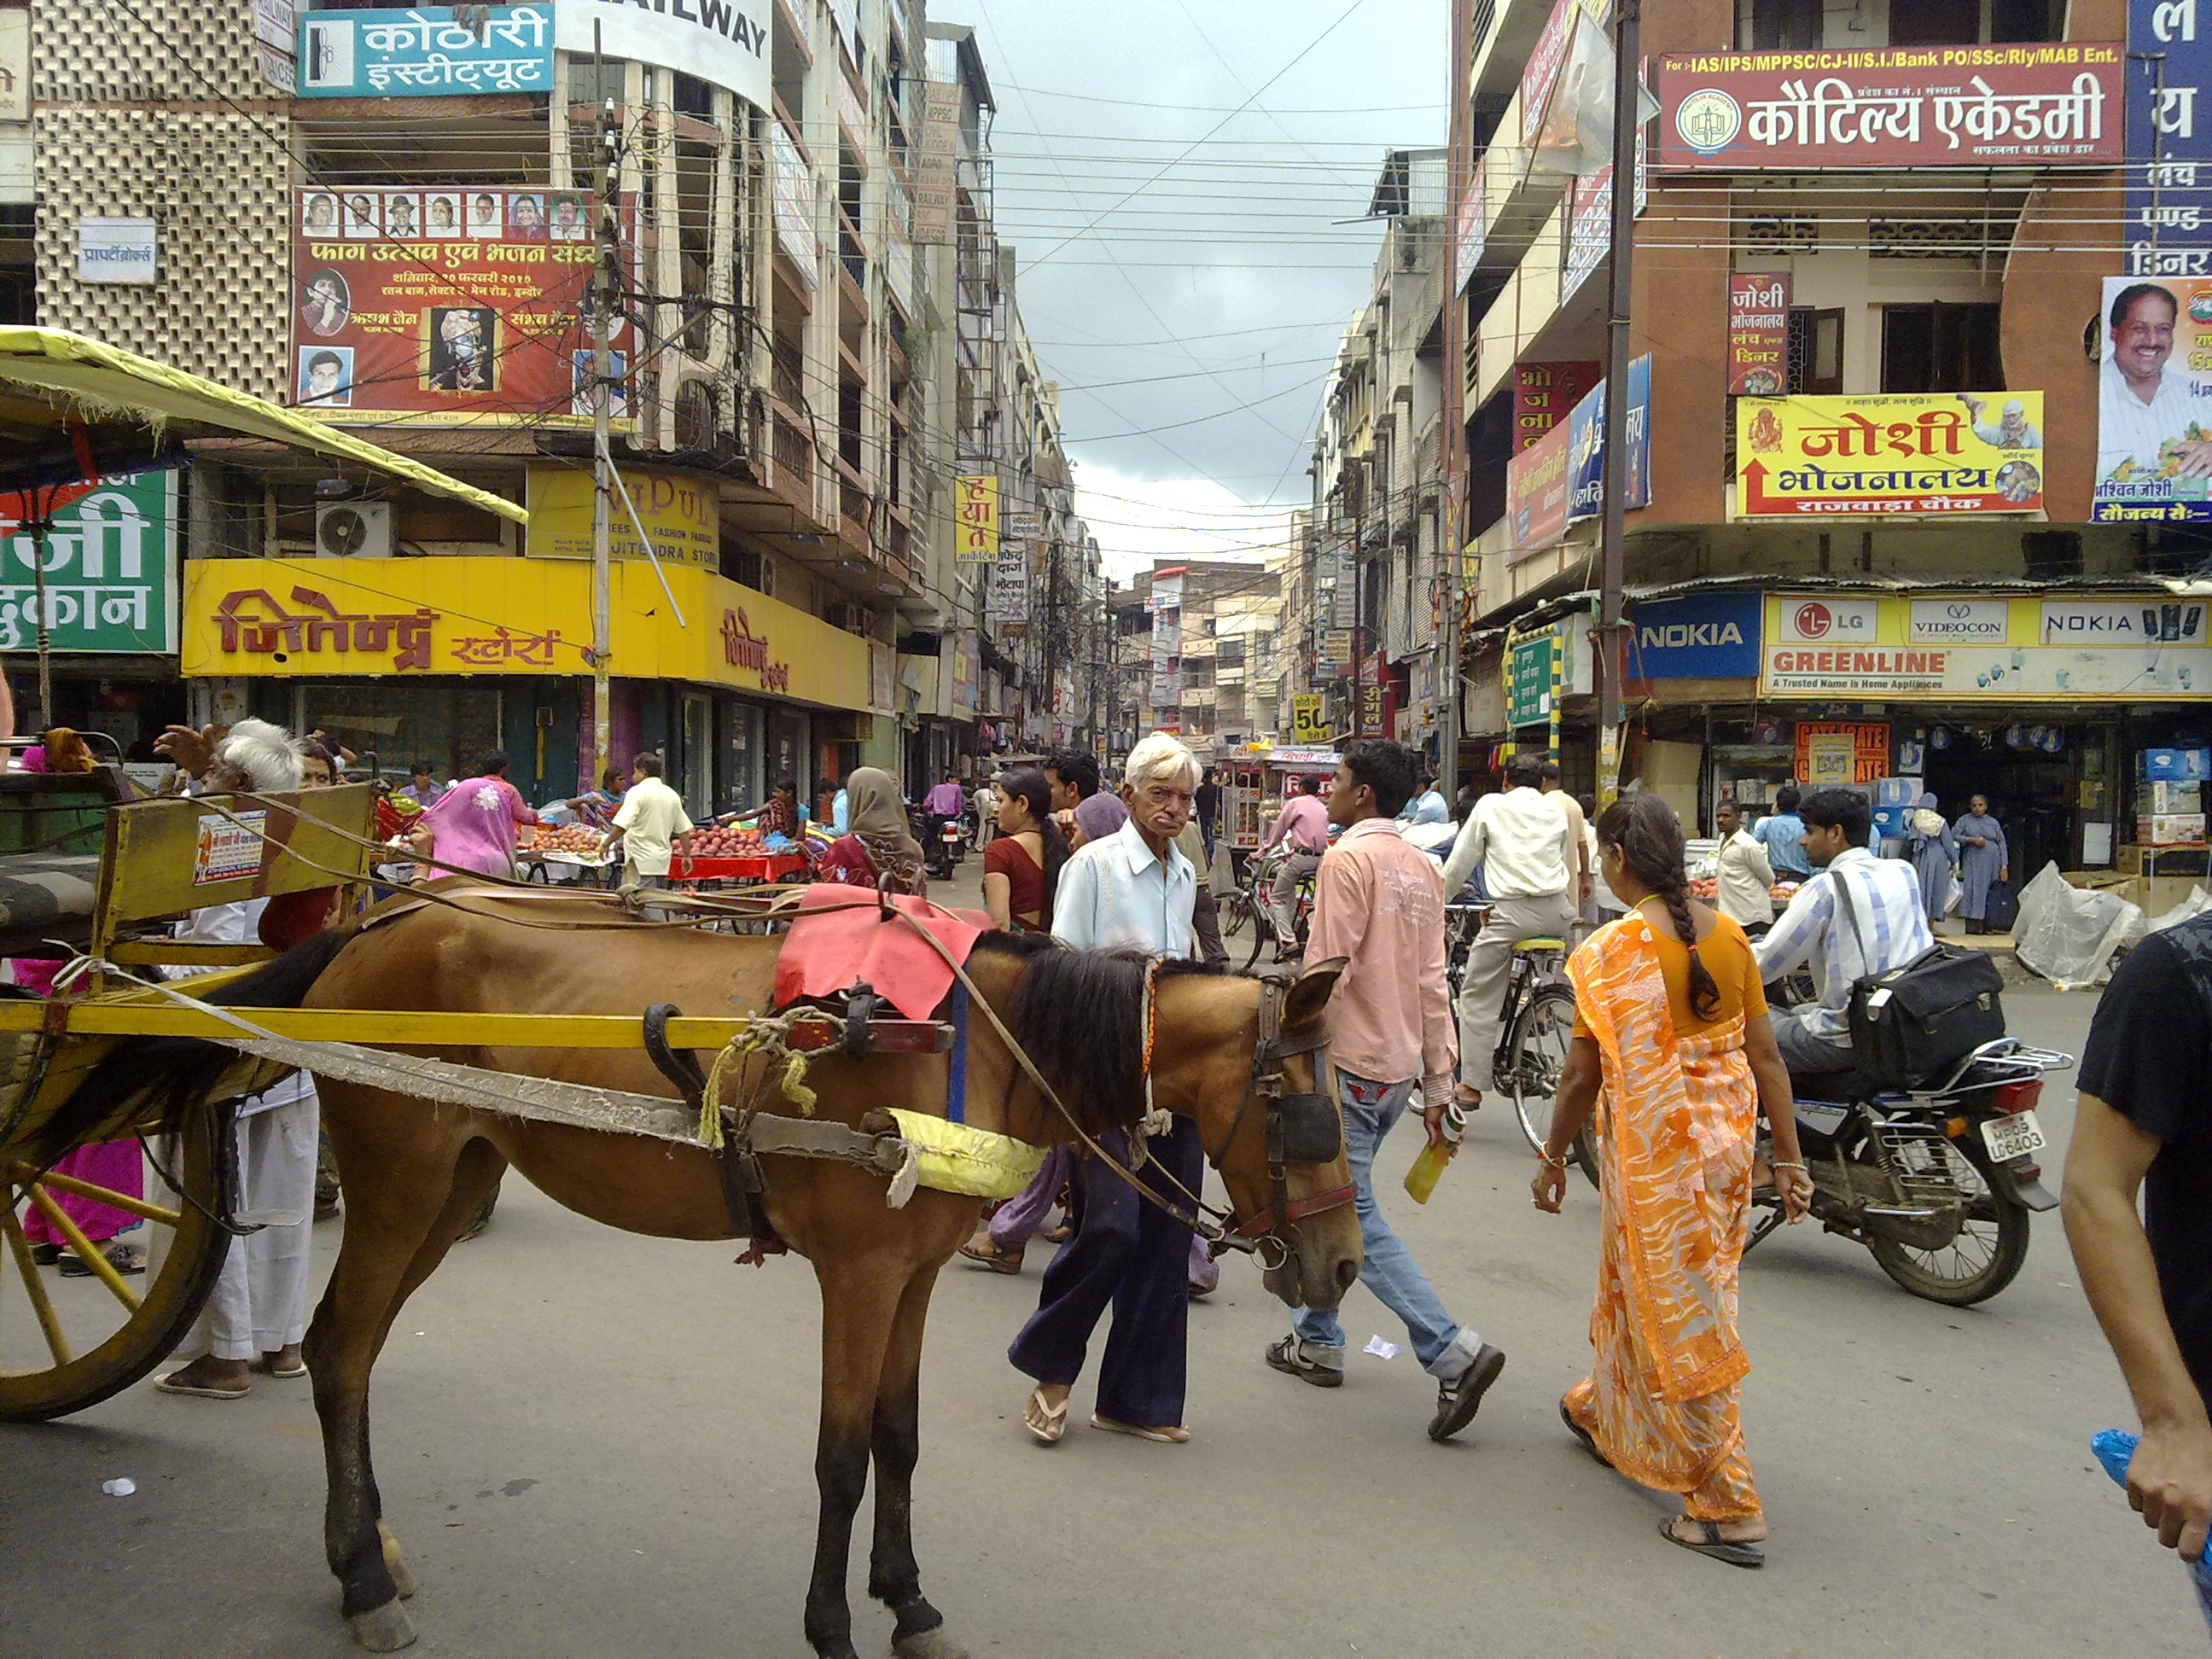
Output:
top-left (589, 25), bottom-right (616, 785)
top-left (1595, 0), bottom-right (1641, 806)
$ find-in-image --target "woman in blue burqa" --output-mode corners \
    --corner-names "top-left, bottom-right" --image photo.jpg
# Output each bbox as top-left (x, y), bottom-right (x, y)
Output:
top-left (1950, 794), bottom-right (2009, 934)
top-left (1905, 793), bottom-right (1958, 922)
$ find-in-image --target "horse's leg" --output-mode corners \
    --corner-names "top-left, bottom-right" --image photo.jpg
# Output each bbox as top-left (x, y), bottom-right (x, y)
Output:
top-left (867, 1266), bottom-right (965, 1659)
top-left (306, 1127), bottom-right (501, 1652)
top-left (806, 1255), bottom-right (905, 1659)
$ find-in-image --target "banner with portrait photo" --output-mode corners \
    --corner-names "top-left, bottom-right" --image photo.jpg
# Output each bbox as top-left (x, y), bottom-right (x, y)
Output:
top-left (2094, 272), bottom-right (2212, 521)
top-left (289, 185), bottom-right (632, 429)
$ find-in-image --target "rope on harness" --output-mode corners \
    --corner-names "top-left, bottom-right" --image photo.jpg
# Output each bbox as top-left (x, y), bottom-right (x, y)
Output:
top-left (696, 1009), bottom-right (820, 1147)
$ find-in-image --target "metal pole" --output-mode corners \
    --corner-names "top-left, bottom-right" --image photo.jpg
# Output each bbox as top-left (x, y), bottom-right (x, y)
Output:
top-left (589, 23), bottom-right (614, 788)
top-left (1349, 460), bottom-right (1364, 742)
top-left (1439, 0), bottom-right (1470, 805)
top-left (1596, 0), bottom-right (1640, 807)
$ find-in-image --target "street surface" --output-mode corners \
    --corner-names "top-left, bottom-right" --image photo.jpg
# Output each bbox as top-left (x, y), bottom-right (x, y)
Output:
top-left (1, 858), bottom-right (2196, 1656)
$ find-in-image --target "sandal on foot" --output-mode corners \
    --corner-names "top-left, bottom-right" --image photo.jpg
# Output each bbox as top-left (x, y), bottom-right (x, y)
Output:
top-left (1022, 1387), bottom-right (1068, 1445)
top-left (1659, 1516), bottom-right (1764, 1569)
top-left (253, 1355), bottom-right (309, 1379)
top-left (1560, 1397), bottom-right (1610, 1468)
top-left (1091, 1414), bottom-right (1190, 1444)
top-left (1042, 1220), bottom-right (1073, 1243)
top-left (59, 1243), bottom-right (145, 1278)
top-left (29, 1242), bottom-right (59, 1266)
top-left (958, 1238), bottom-right (1023, 1274)
top-left (155, 1369), bottom-right (251, 1400)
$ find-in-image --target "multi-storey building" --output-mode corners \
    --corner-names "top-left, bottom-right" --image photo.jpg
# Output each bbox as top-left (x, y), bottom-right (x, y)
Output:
top-left (1303, 148), bottom-right (1453, 759)
top-left (15, 0), bottom-right (1101, 809)
top-left (1440, 0), bottom-right (2212, 881)
top-left (1115, 557), bottom-right (1283, 761)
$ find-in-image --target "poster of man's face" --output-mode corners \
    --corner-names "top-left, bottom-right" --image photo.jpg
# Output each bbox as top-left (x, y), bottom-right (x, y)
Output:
top-left (549, 193), bottom-right (588, 242)
top-left (427, 307), bottom-right (498, 393)
top-left (298, 346), bottom-right (353, 407)
top-left (300, 268), bottom-right (352, 338)
top-left (385, 194), bottom-right (421, 238)
top-left (342, 195), bottom-right (379, 238)
top-left (467, 193), bottom-right (503, 237)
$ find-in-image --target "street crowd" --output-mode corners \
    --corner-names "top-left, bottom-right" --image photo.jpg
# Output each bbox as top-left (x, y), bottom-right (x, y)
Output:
top-left (12, 707), bottom-right (2209, 1616)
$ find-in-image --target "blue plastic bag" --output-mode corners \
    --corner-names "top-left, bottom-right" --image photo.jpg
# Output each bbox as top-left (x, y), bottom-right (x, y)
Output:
top-left (2093, 1429), bottom-right (2212, 1631)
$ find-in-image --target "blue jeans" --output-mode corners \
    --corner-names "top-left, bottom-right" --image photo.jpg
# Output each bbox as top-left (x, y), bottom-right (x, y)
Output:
top-left (1292, 1071), bottom-right (1481, 1380)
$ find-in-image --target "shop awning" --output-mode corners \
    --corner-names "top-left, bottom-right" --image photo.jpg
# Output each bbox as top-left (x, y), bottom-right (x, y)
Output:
top-left (0, 327), bottom-right (527, 524)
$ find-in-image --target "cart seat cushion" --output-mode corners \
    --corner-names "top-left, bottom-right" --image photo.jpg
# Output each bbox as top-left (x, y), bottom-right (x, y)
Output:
top-left (774, 886), bottom-right (992, 1022)
top-left (0, 852), bottom-right (100, 930)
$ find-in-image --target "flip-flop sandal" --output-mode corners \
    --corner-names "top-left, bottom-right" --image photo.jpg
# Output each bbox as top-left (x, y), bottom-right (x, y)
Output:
top-left (155, 1371), bottom-right (251, 1400)
top-left (253, 1358), bottom-right (309, 1378)
top-left (1022, 1387), bottom-right (1068, 1445)
top-left (1091, 1414), bottom-right (1190, 1444)
top-left (1560, 1398), bottom-right (1611, 1468)
top-left (1658, 1516), bottom-right (1765, 1569)
top-left (958, 1240), bottom-right (1023, 1274)
top-left (1042, 1222), bottom-right (1074, 1243)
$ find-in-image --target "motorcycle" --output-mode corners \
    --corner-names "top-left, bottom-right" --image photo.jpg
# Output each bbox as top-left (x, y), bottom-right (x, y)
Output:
top-left (915, 808), bottom-right (963, 881)
top-left (1748, 1035), bottom-right (2073, 1306)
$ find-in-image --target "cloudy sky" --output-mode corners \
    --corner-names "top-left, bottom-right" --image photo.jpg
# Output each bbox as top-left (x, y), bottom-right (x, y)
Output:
top-left (960, 0), bottom-right (1449, 579)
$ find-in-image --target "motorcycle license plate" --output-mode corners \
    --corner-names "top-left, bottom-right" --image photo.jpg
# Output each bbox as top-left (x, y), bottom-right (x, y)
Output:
top-left (1979, 1109), bottom-right (2046, 1162)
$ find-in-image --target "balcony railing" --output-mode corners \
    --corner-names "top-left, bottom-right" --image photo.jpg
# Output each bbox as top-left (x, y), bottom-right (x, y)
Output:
top-left (771, 409), bottom-right (814, 509)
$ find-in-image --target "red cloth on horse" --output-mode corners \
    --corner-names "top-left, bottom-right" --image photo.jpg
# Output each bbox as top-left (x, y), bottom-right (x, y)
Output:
top-left (772, 886), bottom-right (989, 1021)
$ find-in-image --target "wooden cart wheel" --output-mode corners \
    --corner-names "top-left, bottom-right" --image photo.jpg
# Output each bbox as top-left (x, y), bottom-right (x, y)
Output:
top-left (0, 1103), bottom-right (233, 1422)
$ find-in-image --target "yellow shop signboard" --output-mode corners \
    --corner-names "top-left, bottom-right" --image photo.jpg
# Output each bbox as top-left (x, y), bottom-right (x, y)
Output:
top-left (526, 463), bottom-right (720, 567)
top-left (1736, 393), bottom-right (2045, 517)
top-left (182, 557), bottom-right (869, 708)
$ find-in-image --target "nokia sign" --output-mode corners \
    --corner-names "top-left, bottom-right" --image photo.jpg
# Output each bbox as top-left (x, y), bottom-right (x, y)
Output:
top-left (1626, 591), bottom-right (1762, 679)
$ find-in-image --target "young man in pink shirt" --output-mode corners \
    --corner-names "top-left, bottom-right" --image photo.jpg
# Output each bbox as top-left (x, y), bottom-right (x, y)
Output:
top-left (1265, 738), bottom-right (1505, 1441)
top-left (1259, 772), bottom-right (1330, 960)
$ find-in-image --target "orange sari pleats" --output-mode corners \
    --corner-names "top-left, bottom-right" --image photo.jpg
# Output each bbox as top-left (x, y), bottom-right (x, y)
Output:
top-left (1566, 916), bottom-right (1759, 1497)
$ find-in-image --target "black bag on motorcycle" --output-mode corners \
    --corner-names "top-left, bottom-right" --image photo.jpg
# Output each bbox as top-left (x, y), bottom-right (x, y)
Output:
top-left (1835, 879), bottom-right (2005, 1086)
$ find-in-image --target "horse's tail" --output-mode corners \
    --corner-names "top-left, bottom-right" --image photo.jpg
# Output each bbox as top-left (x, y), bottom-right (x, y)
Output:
top-left (24, 926), bottom-right (358, 1167)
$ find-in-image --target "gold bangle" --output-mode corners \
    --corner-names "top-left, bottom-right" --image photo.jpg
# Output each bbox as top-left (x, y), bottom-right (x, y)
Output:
top-left (1539, 1150), bottom-right (1570, 1171)
top-left (1771, 1159), bottom-right (1807, 1170)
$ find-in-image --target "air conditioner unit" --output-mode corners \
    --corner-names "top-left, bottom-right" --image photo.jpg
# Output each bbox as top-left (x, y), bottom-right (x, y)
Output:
top-left (315, 501), bottom-right (394, 558)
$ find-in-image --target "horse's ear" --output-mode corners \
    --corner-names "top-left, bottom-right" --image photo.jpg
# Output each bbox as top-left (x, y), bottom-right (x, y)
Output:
top-left (1283, 957), bottom-right (1348, 1029)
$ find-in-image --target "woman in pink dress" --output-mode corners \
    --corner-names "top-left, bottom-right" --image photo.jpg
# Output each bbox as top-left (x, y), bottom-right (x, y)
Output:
top-left (410, 750), bottom-right (538, 879)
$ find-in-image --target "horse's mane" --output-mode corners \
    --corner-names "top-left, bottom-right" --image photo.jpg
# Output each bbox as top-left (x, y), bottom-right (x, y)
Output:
top-left (969, 933), bottom-right (1227, 1139)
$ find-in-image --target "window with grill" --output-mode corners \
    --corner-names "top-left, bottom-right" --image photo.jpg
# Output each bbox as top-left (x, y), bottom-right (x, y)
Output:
top-left (1787, 308), bottom-right (1844, 395)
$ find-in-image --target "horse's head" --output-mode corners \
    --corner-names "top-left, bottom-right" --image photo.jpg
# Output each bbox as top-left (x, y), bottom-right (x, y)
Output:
top-left (1160, 960), bottom-right (1363, 1312)
top-left (974, 938), bottom-right (1361, 1311)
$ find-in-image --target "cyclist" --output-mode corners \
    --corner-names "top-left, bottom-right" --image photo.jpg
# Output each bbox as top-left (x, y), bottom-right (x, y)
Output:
top-left (1439, 753), bottom-right (1580, 1111)
top-left (1258, 772), bottom-right (1329, 963)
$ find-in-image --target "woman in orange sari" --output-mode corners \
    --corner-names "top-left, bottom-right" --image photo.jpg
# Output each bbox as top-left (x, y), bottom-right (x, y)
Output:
top-left (1533, 794), bottom-right (1814, 1567)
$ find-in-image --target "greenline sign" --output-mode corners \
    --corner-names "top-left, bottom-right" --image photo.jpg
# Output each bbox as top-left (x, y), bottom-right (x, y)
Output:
top-left (1506, 629), bottom-right (1557, 729)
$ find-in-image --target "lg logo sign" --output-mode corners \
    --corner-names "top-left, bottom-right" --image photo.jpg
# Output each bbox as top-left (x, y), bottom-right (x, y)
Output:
top-left (1782, 597), bottom-right (1877, 643)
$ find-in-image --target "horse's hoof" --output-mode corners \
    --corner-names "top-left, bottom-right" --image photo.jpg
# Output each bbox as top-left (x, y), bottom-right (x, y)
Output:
top-left (377, 1522), bottom-right (417, 1600)
top-left (347, 1600), bottom-right (418, 1652)
top-left (892, 1630), bottom-right (969, 1659)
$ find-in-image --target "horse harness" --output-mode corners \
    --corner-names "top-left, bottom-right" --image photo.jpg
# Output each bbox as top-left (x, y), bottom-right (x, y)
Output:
top-left (1190, 971), bottom-right (1356, 1269)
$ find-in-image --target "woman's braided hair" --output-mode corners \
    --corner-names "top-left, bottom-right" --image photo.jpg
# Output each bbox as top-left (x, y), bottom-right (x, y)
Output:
top-left (1595, 792), bottom-right (1722, 1022)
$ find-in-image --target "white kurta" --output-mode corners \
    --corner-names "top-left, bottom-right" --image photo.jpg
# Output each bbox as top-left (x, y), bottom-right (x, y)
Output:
top-left (166, 899), bottom-right (319, 1362)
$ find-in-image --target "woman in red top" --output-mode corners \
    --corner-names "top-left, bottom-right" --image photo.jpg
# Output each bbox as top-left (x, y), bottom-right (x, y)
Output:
top-left (815, 767), bottom-right (927, 894)
top-left (981, 765), bottom-right (1068, 932)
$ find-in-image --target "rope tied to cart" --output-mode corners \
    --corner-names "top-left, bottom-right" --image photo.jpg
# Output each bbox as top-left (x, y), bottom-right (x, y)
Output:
top-left (696, 1010), bottom-right (819, 1150)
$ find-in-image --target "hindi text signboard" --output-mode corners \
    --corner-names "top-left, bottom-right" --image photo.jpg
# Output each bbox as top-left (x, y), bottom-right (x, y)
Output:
top-left (955, 474), bottom-right (998, 563)
top-left (1656, 44), bottom-right (2124, 171)
top-left (1736, 391), bottom-right (2045, 515)
top-left (290, 185), bottom-right (632, 428)
top-left (297, 5), bottom-right (552, 98)
top-left (0, 473), bottom-right (175, 655)
top-left (1506, 422), bottom-right (1574, 562)
top-left (2127, 0), bottom-right (2212, 277)
top-left (1727, 273), bottom-right (1790, 394)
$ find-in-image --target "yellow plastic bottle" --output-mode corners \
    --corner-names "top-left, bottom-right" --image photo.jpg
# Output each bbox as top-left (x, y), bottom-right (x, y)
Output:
top-left (1404, 1138), bottom-right (1455, 1203)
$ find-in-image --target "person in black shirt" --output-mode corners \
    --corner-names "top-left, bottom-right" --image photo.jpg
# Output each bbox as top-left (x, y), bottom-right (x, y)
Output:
top-left (1195, 767), bottom-right (1220, 862)
top-left (2064, 912), bottom-right (2212, 1604)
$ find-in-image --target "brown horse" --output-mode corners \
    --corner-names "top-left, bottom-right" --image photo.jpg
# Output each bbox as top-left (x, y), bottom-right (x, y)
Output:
top-left (58, 888), bottom-right (1360, 1657)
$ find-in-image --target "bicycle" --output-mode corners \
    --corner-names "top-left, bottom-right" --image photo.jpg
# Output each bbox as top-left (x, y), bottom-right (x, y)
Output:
top-left (1445, 903), bottom-right (1596, 1186)
top-left (1220, 843), bottom-right (1314, 973)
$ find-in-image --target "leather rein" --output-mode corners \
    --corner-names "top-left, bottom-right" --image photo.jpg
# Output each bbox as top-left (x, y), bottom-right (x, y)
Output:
top-left (1193, 971), bottom-right (1357, 1267)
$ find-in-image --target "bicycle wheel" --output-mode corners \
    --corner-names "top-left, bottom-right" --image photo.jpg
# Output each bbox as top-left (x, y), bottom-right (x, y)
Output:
top-left (1220, 890), bottom-right (1250, 939)
top-left (1503, 984), bottom-right (1598, 1186)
